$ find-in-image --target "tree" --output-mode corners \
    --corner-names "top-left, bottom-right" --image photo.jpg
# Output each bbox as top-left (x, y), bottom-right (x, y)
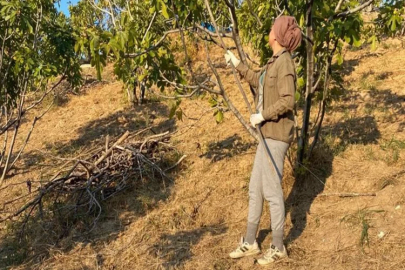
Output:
top-left (0, 0), bottom-right (82, 184)
top-left (73, 0), bottom-right (404, 167)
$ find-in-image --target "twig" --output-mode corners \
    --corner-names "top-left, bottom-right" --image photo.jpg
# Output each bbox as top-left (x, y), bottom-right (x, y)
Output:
top-left (126, 28), bottom-right (193, 58)
top-left (318, 193), bottom-right (376, 198)
top-left (93, 131), bottom-right (130, 168)
top-left (246, 0), bottom-right (263, 27)
top-left (329, 0), bottom-right (374, 21)
top-left (140, 131), bottom-right (169, 152)
top-left (245, 53), bottom-right (260, 66)
top-left (105, 135), bottom-right (109, 154)
top-left (164, 155), bottom-right (187, 172)
top-left (142, 12), bottom-right (157, 43)
top-left (335, 0), bottom-right (345, 13)
top-left (194, 24), bottom-right (233, 38)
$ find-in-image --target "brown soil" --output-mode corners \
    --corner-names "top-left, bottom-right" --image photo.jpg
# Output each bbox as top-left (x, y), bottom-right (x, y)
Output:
top-left (1, 38), bottom-right (405, 270)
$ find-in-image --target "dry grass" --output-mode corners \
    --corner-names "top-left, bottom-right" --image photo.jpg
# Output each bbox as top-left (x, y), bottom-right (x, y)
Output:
top-left (1, 37), bottom-right (405, 270)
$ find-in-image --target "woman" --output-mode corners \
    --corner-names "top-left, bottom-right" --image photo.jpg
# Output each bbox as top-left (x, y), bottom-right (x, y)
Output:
top-left (224, 16), bottom-right (302, 265)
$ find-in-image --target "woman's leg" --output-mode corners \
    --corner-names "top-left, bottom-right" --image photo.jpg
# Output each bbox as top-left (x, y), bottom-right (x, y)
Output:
top-left (245, 143), bottom-right (266, 244)
top-left (261, 138), bottom-right (289, 250)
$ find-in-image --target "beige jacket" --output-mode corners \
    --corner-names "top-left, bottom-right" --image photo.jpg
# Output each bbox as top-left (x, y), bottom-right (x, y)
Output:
top-left (236, 49), bottom-right (296, 144)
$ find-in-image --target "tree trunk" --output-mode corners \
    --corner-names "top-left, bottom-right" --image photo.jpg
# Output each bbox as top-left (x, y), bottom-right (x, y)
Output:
top-left (297, 0), bottom-right (314, 166)
top-left (128, 85), bottom-right (136, 105)
top-left (139, 81), bottom-right (145, 105)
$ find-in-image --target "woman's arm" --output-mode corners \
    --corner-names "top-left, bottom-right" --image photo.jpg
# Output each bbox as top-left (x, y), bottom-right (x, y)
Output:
top-left (236, 62), bottom-right (262, 90)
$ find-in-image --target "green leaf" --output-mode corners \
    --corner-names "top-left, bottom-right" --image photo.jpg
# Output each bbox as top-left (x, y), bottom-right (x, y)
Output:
top-left (299, 14), bottom-right (305, 28)
top-left (208, 97), bottom-right (218, 107)
top-left (295, 91), bottom-right (301, 102)
top-left (336, 53), bottom-right (344, 65)
top-left (169, 105), bottom-right (176, 119)
top-left (390, 17), bottom-right (397, 31)
top-left (352, 35), bottom-right (363, 47)
top-left (368, 35), bottom-right (377, 51)
top-left (161, 2), bottom-right (169, 19)
top-left (215, 110), bottom-right (224, 123)
top-left (297, 77), bottom-right (305, 89)
top-left (176, 109), bottom-right (183, 121)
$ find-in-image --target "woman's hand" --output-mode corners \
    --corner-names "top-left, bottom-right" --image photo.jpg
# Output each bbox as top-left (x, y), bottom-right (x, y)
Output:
top-left (224, 50), bottom-right (241, 67)
top-left (250, 113), bottom-right (265, 127)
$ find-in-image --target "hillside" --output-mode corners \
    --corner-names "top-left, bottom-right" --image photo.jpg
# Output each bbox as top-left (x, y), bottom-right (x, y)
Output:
top-left (1, 39), bottom-right (405, 270)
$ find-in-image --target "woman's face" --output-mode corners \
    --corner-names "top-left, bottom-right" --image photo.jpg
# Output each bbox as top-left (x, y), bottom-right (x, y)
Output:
top-left (268, 28), bottom-right (276, 47)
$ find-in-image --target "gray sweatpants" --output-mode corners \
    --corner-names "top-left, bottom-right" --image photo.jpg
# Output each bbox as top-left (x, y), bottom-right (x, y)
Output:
top-left (247, 138), bottom-right (289, 235)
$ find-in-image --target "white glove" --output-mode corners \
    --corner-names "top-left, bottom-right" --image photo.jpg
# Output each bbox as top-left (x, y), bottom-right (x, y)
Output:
top-left (250, 113), bottom-right (265, 127)
top-left (224, 50), bottom-right (240, 67)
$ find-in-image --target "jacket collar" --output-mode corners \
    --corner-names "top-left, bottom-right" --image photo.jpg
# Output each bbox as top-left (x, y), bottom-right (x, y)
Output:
top-left (267, 48), bottom-right (288, 64)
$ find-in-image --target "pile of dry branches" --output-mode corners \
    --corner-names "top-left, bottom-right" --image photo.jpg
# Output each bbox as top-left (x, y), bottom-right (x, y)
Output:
top-left (0, 128), bottom-right (185, 232)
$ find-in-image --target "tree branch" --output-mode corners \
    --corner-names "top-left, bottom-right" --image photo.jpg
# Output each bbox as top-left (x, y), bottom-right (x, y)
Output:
top-left (223, 0), bottom-right (234, 9)
top-left (194, 24), bottom-right (233, 38)
top-left (330, 0), bottom-right (374, 21)
top-left (335, 0), bottom-right (345, 13)
top-left (196, 31), bottom-right (236, 50)
top-left (203, 41), bottom-right (258, 140)
top-left (126, 28), bottom-right (193, 58)
top-left (284, 0), bottom-right (293, 15)
top-left (246, 0), bottom-right (263, 27)
top-left (142, 12), bottom-right (157, 43)
top-left (205, 0), bottom-right (252, 115)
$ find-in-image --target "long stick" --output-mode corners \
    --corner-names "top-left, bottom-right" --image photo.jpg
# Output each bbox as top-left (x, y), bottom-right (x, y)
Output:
top-left (204, 0), bottom-right (283, 181)
top-left (93, 131), bottom-right (130, 168)
top-left (318, 193), bottom-right (376, 198)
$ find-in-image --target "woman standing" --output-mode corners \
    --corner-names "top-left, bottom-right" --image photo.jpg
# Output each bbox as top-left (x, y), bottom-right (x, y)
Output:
top-left (224, 16), bottom-right (302, 266)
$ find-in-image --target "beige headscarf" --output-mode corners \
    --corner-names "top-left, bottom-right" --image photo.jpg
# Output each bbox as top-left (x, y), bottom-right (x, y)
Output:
top-left (273, 16), bottom-right (302, 52)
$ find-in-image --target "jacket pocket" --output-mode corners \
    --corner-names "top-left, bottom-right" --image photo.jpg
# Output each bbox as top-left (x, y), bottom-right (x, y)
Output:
top-left (265, 70), bottom-right (277, 88)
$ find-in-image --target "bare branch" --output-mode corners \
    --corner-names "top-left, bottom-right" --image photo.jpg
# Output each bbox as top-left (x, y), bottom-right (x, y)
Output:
top-left (88, 0), bottom-right (117, 28)
top-left (196, 33), bottom-right (236, 50)
top-left (194, 24), bottom-right (233, 38)
top-left (246, 0), bottom-right (263, 27)
top-left (275, 0), bottom-right (285, 16)
top-left (164, 155), bottom-right (187, 172)
top-left (8, 90), bottom-right (57, 171)
top-left (126, 28), bottom-right (193, 58)
top-left (25, 74), bottom-right (66, 112)
top-left (204, 0), bottom-right (252, 114)
top-left (335, 0), bottom-right (345, 13)
top-left (245, 53), bottom-right (260, 66)
top-left (226, 2), bottom-right (248, 65)
top-left (284, 0), bottom-right (293, 15)
top-left (203, 41), bottom-right (258, 140)
top-left (223, 0), bottom-right (234, 9)
top-left (318, 192), bottom-right (376, 198)
top-left (311, 67), bottom-right (323, 93)
top-left (330, 0), bottom-right (374, 21)
top-left (142, 12), bottom-right (157, 43)
top-left (93, 131), bottom-right (130, 168)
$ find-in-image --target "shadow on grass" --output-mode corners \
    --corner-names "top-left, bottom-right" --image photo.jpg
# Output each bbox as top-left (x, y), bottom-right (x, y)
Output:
top-left (335, 88), bottom-right (405, 117)
top-left (283, 143), bottom-right (333, 245)
top-left (339, 52), bottom-right (382, 77)
top-left (282, 115), bottom-right (381, 245)
top-left (152, 224), bottom-right (227, 269)
top-left (0, 102), bottom-right (183, 269)
top-left (322, 115), bottom-right (381, 153)
top-left (199, 134), bottom-right (255, 163)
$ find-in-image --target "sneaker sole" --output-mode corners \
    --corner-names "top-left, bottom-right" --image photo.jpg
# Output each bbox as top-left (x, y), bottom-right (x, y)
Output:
top-left (257, 256), bottom-right (287, 265)
top-left (229, 249), bottom-right (261, 259)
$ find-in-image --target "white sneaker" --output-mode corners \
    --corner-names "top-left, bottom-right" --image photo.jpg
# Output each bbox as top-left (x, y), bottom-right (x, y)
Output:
top-left (229, 237), bottom-right (261, 259)
top-left (257, 244), bottom-right (287, 265)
